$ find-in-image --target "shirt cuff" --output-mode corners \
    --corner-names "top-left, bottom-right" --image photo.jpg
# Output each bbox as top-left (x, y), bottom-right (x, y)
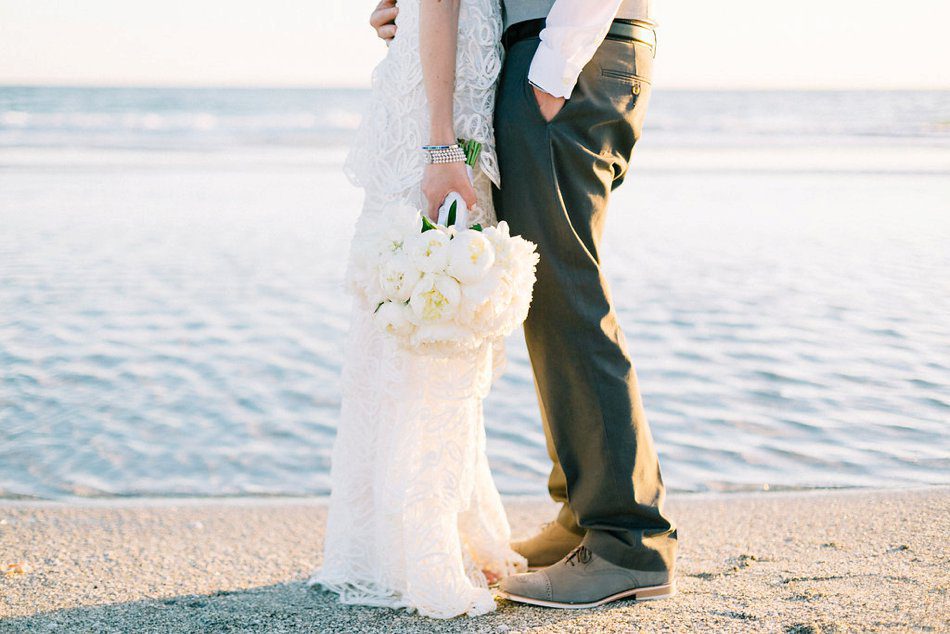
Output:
top-left (527, 40), bottom-right (579, 99)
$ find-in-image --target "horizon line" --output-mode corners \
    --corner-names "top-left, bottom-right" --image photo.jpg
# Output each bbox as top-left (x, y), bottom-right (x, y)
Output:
top-left (2, 81), bottom-right (949, 92)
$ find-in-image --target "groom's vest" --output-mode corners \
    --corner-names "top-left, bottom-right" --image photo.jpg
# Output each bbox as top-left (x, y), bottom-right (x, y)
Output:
top-left (502, 0), bottom-right (654, 30)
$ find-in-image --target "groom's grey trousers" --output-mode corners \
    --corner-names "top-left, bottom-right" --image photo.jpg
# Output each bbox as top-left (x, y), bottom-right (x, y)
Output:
top-left (493, 28), bottom-right (677, 573)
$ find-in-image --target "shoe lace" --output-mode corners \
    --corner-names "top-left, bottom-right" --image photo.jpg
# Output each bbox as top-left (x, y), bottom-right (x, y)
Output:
top-left (565, 545), bottom-right (592, 567)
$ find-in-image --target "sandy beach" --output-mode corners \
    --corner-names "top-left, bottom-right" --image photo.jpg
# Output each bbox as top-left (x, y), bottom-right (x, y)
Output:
top-left (1, 487), bottom-right (947, 633)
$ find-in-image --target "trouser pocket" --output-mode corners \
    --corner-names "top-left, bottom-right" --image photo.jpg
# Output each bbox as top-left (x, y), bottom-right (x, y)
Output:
top-left (600, 68), bottom-right (651, 95)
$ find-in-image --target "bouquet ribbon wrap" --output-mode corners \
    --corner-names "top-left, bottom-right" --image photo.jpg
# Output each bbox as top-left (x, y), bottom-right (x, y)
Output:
top-left (436, 166), bottom-right (473, 228)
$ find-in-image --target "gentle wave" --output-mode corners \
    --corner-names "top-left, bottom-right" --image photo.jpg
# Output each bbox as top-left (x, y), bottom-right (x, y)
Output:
top-left (0, 109), bottom-right (361, 136)
top-left (2, 162), bottom-right (949, 499)
top-left (2, 87), bottom-right (948, 150)
top-left (1, 87), bottom-right (948, 500)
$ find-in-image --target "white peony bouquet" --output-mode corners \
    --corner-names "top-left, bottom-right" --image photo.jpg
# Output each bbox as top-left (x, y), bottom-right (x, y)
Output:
top-left (347, 202), bottom-right (540, 357)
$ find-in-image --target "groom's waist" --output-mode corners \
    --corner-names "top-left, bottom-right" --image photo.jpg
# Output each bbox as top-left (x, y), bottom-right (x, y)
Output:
top-left (502, 18), bottom-right (657, 53)
top-left (503, 0), bottom-right (654, 29)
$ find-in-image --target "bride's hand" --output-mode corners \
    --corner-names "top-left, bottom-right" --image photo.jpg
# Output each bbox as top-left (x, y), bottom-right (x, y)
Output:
top-left (422, 163), bottom-right (477, 222)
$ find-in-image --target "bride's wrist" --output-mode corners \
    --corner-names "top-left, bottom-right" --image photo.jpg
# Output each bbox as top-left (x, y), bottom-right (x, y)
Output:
top-left (428, 125), bottom-right (456, 147)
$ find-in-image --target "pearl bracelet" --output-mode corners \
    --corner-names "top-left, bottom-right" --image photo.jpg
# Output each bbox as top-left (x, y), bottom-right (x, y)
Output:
top-left (422, 144), bottom-right (467, 165)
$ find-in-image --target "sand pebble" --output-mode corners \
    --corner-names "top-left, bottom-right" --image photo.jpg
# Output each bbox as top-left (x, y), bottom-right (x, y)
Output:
top-left (4, 562), bottom-right (32, 575)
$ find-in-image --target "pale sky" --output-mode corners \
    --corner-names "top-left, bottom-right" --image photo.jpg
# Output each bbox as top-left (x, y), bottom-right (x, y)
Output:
top-left (0, 0), bottom-right (947, 89)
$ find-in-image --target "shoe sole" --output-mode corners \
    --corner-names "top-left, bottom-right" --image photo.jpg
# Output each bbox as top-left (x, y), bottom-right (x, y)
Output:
top-left (498, 581), bottom-right (675, 609)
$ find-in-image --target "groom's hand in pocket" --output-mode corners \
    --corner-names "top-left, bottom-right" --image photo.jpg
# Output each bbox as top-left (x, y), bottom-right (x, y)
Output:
top-left (371, 0), bottom-right (398, 42)
top-left (532, 85), bottom-right (566, 122)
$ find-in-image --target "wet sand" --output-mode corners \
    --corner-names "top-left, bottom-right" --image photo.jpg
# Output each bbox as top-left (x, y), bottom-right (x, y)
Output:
top-left (1, 488), bottom-right (947, 633)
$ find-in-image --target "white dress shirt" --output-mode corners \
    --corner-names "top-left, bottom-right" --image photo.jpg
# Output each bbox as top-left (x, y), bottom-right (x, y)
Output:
top-left (529, 0), bottom-right (653, 99)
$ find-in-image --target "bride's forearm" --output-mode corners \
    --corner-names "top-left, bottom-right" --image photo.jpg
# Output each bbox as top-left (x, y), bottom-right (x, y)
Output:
top-left (419, 0), bottom-right (460, 145)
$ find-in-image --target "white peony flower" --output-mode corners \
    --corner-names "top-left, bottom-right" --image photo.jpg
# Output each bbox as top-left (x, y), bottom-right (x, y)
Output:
top-left (378, 251), bottom-right (421, 303)
top-left (459, 266), bottom-right (502, 314)
top-left (407, 229), bottom-right (452, 273)
top-left (346, 239), bottom-right (386, 307)
top-left (372, 206), bottom-right (422, 256)
top-left (492, 272), bottom-right (516, 307)
top-left (447, 229), bottom-right (495, 284)
top-left (487, 220), bottom-right (511, 239)
top-left (373, 300), bottom-right (414, 337)
top-left (483, 222), bottom-right (514, 264)
top-left (408, 273), bottom-right (461, 323)
top-left (361, 202), bottom-right (540, 357)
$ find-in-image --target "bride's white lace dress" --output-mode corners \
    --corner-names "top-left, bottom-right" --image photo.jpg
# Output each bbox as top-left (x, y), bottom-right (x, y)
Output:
top-left (308, 0), bottom-right (526, 619)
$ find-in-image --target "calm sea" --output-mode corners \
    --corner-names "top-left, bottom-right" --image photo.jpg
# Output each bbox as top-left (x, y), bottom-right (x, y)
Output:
top-left (1, 86), bottom-right (948, 499)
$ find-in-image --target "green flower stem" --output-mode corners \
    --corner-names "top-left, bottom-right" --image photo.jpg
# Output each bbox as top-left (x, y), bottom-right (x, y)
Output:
top-left (458, 138), bottom-right (482, 167)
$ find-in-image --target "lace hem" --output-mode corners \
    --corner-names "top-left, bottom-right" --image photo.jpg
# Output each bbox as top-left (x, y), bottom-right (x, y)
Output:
top-left (308, 576), bottom-right (497, 619)
top-left (313, 306), bottom-right (526, 619)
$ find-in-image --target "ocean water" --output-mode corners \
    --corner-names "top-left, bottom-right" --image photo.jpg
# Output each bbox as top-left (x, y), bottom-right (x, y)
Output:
top-left (1, 86), bottom-right (948, 500)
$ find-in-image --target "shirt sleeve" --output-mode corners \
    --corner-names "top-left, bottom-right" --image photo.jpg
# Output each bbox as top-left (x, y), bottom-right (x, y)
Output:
top-left (527, 0), bottom-right (624, 99)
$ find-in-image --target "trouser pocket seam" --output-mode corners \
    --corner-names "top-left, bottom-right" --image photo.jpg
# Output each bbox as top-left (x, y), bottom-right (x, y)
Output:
top-left (600, 68), bottom-right (652, 85)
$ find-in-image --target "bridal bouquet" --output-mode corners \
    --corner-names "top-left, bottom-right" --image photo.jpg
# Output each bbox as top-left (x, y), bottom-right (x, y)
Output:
top-left (347, 199), bottom-right (540, 357)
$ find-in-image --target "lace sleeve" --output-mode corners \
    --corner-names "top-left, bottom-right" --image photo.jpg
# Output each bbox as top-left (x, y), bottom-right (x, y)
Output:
top-left (344, 0), bottom-right (504, 199)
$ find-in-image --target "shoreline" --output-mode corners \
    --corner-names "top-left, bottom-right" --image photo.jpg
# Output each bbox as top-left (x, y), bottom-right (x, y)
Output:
top-left (2, 488), bottom-right (948, 632)
top-left (3, 484), bottom-right (946, 508)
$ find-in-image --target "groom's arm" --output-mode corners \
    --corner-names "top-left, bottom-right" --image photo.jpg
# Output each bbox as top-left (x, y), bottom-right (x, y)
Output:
top-left (531, 0), bottom-right (625, 98)
top-left (370, 0), bottom-right (398, 42)
top-left (529, 0), bottom-right (624, 120)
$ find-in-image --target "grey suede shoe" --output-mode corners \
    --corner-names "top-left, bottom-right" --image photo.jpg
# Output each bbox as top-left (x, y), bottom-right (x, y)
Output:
top-left (511, 521), bottom-right (584, 571)
top-left (498, 545), bottom-right (675, 609)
